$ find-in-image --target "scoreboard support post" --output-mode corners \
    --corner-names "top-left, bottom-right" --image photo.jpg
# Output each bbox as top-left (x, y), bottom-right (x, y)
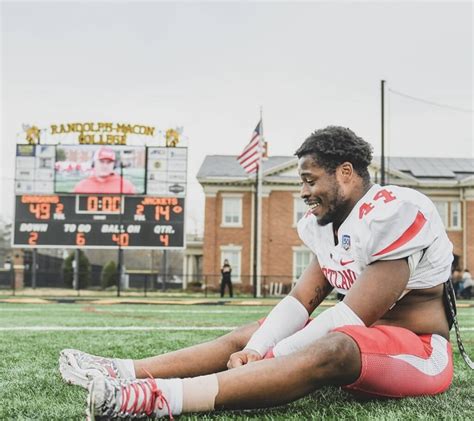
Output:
top-left (161, 250), bottom-right (168, 291)
top-left (9, 259), bottom-right (15, 296)
top-left (73, 249), bottom-right (79, 291)
top-left (117, 248), bottom-right (123, 297)
top-left (32, 248), bottom-right (37, 289)
top-left (117, 162), bottom-right (124, 297)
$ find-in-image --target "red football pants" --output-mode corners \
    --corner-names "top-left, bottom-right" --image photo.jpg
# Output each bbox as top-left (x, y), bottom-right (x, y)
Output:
top-left (260, 319), bottom-right (453, 398)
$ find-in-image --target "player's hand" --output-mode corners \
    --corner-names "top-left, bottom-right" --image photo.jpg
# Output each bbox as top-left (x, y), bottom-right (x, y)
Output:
top-left (227, 349), bottom-right (262, 369)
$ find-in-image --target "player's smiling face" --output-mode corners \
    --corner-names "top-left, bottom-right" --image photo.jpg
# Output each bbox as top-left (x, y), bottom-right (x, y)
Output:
top-left (298, 155), bottom-right (351, 227)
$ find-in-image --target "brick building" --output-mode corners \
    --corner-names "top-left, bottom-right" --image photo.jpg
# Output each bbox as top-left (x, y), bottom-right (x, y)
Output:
top-left (197, 156), bottom-right (474, 293)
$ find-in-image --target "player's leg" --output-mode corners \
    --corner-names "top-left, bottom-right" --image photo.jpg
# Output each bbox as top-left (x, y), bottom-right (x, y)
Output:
top-left (134, 321), bottom-right (259, 378)
top-left (88, 332), bottom-right (361, 418)
top-left (214, 331), bottom-right (359, 409)
top-left (335, 325), bottom-right (454, 398)
top-left (60, 321), bottom-right (259, 387)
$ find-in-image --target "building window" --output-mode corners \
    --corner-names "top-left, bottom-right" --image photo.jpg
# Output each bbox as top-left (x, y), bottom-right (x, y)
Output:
top-left (222, 197), bottom-right (242, 227)
top-left (433, 200), bottom-right (462, 230)
top-left (293, 196), bottom-right (307, 226)
top-left (293, 246), bottom-right (311, 281)
top-left (450, 201), bottom-right (461, 229)
top-left (220, 246), bottom-right (241, 282)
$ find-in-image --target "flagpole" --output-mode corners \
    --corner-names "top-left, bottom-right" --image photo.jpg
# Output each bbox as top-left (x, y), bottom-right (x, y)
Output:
top-left (252, 160), bottom-right (258, 298)
top-left (256, 107), bottom-right (263, 297)
top-left (239, 114), bottom-right (263, 298)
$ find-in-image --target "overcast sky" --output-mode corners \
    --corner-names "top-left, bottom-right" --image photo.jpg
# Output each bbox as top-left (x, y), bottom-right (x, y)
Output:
top-left (1, 0), bottom-right (472, 234)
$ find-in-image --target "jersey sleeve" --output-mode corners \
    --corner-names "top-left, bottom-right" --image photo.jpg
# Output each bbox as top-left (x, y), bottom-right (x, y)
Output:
top-left (360, 198), bottom-right (436, 265)
top-left (297, 212), bottom-right (313, 249)
top-left (297, 212), bottom-right (322, 254)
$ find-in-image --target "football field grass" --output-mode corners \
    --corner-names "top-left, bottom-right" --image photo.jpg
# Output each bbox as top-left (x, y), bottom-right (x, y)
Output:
top-left (0, 301), bottom-right (472, 420)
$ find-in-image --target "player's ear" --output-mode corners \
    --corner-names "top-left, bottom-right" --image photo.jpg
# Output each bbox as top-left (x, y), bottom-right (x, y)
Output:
top-left (339, 162), bottom-right (353, 179)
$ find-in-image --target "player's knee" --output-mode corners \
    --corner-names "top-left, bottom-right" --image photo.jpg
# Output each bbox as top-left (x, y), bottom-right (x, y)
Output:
top-left (307, 332), bottom-right (361, 385)
top-left (220, 322), bottom-right (260, 350)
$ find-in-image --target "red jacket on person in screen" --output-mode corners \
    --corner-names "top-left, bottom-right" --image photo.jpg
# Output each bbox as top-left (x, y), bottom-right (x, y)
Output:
top-left (73, 174), bottom-right (137, 194)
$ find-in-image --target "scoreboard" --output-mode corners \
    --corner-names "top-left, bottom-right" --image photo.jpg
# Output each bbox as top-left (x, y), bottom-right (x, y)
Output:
top-left (13, 194), bottom-right (185, 249)
top-left (13, 141), bottom-right (188, 249)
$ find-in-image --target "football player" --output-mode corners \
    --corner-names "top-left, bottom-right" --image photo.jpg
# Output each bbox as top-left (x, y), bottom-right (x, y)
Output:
top-left (61, 126), bottom-right (456, 419)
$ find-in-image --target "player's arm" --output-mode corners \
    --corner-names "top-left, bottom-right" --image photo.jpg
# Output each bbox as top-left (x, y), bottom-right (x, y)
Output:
top-left (272, 258), bottom-right (410, 357)
top-left (343, 258), bottom-right (409, 325)
top-left (227, 257), bottom-right (332, 368)
top-left (290, 256), bottom-right (334, 314)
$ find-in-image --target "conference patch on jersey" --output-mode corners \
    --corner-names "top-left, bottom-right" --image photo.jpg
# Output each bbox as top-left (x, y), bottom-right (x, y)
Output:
top-left (342, 234), bottom-right (351, 251)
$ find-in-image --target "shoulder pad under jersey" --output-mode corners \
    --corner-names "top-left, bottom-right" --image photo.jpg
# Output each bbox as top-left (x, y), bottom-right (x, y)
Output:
top-left (356, 187), bottom-right (436, 264)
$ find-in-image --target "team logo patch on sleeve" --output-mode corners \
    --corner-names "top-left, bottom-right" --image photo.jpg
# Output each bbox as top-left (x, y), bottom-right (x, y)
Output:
top-left (342, 235), bottom-right (351, 251)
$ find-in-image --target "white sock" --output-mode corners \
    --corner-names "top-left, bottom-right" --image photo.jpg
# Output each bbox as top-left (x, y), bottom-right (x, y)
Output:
top-left (114, 359), bottom-right (136, 379)
top-left (154, 378), bottom-right (183, 415)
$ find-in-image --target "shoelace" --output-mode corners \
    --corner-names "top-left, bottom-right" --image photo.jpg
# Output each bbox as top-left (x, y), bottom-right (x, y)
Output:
top-left (119, 373), bottom-right (173, 420)
top-left (98, 359), bottom-right (119, 379)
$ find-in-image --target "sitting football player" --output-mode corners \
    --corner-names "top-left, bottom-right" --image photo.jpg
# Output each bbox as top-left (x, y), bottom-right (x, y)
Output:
top-left (60, 126), bottom-right (456, 419)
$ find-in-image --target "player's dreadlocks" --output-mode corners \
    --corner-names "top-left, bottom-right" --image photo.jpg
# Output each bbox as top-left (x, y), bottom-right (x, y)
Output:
top-left (295, 126), bottom-right (373, 186)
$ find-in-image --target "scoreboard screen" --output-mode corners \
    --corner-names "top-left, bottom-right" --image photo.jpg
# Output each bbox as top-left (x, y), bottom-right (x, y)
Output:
top-left (13, 194), bottom-right (185, 249)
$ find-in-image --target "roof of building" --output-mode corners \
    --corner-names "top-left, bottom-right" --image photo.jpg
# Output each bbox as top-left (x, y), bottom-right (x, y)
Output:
top-left (376, 157), bottom-right (473, 180)
top-left (197, 155), bottom-right (474, 185)
top-left (196, 155), bottom-right (294, 179)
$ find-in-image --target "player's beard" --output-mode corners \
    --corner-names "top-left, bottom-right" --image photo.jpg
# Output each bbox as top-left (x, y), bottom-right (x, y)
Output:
top-left (316, 180), bottom-right (350, 227)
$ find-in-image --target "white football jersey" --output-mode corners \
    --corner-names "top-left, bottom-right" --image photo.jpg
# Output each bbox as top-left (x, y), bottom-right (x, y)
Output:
top-left (297, 184), bottom-right (453, 296)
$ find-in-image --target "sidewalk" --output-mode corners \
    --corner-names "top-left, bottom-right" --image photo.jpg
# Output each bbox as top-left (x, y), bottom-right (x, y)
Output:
top-left (0, 288), bottom-right (472, 307)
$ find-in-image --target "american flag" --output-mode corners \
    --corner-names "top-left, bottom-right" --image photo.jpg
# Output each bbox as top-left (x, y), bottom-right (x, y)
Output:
top-left (237, 120), bottom-right (262, 174)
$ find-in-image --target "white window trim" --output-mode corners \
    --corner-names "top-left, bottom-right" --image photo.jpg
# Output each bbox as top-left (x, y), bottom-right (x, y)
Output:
top-left (432, 200), bottom-right (463, 231)
top-left (221, 194), bottom-right (243, 228)
top-left (220, 245), bottom-right (242, 283)
top-left (433, 200), bottom-right (448, 228)
top-left (293, 193), bottom-right (306, 227)
top-left (292, 245), bottom-right (311, 283)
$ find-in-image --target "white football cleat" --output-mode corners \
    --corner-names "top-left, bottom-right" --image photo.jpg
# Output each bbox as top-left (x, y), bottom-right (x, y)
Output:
top-left (87, 375), bottom-right (173, 420)
top-left (59, 349), bottom-right (128, 389)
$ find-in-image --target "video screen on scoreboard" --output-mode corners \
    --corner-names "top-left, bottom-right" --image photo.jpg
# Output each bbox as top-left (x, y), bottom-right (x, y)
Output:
top-left (54, 145), bottom-right (146, 194)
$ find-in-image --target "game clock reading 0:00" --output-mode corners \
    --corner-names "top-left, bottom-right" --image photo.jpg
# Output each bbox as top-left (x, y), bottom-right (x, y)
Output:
top-left (77, 195), bottom-right (122, 214)
top-left (13, 194), bottom-right (185, 248)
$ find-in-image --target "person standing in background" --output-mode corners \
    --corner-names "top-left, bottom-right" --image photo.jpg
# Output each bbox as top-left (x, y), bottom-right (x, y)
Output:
top-left (460, 268), bottom-right (473, 299)
top-left (451, 267), bottom-right (463, 298)
top-left (220, 259), bottom-right (233, 298)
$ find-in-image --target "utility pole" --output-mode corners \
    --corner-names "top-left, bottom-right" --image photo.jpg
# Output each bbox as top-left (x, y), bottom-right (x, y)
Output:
top-left (381, 80), bottom-right (386, 186)
top-left (117, 162), bottom-right (124, 297)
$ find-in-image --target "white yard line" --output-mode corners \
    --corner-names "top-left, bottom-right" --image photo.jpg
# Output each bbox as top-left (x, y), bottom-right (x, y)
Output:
top-left (0, 325), bottom-right (472, 332)
top-left (0, 326), bottom-right (238, 331)
top-left (0, 308), bottom-right (265, 314)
